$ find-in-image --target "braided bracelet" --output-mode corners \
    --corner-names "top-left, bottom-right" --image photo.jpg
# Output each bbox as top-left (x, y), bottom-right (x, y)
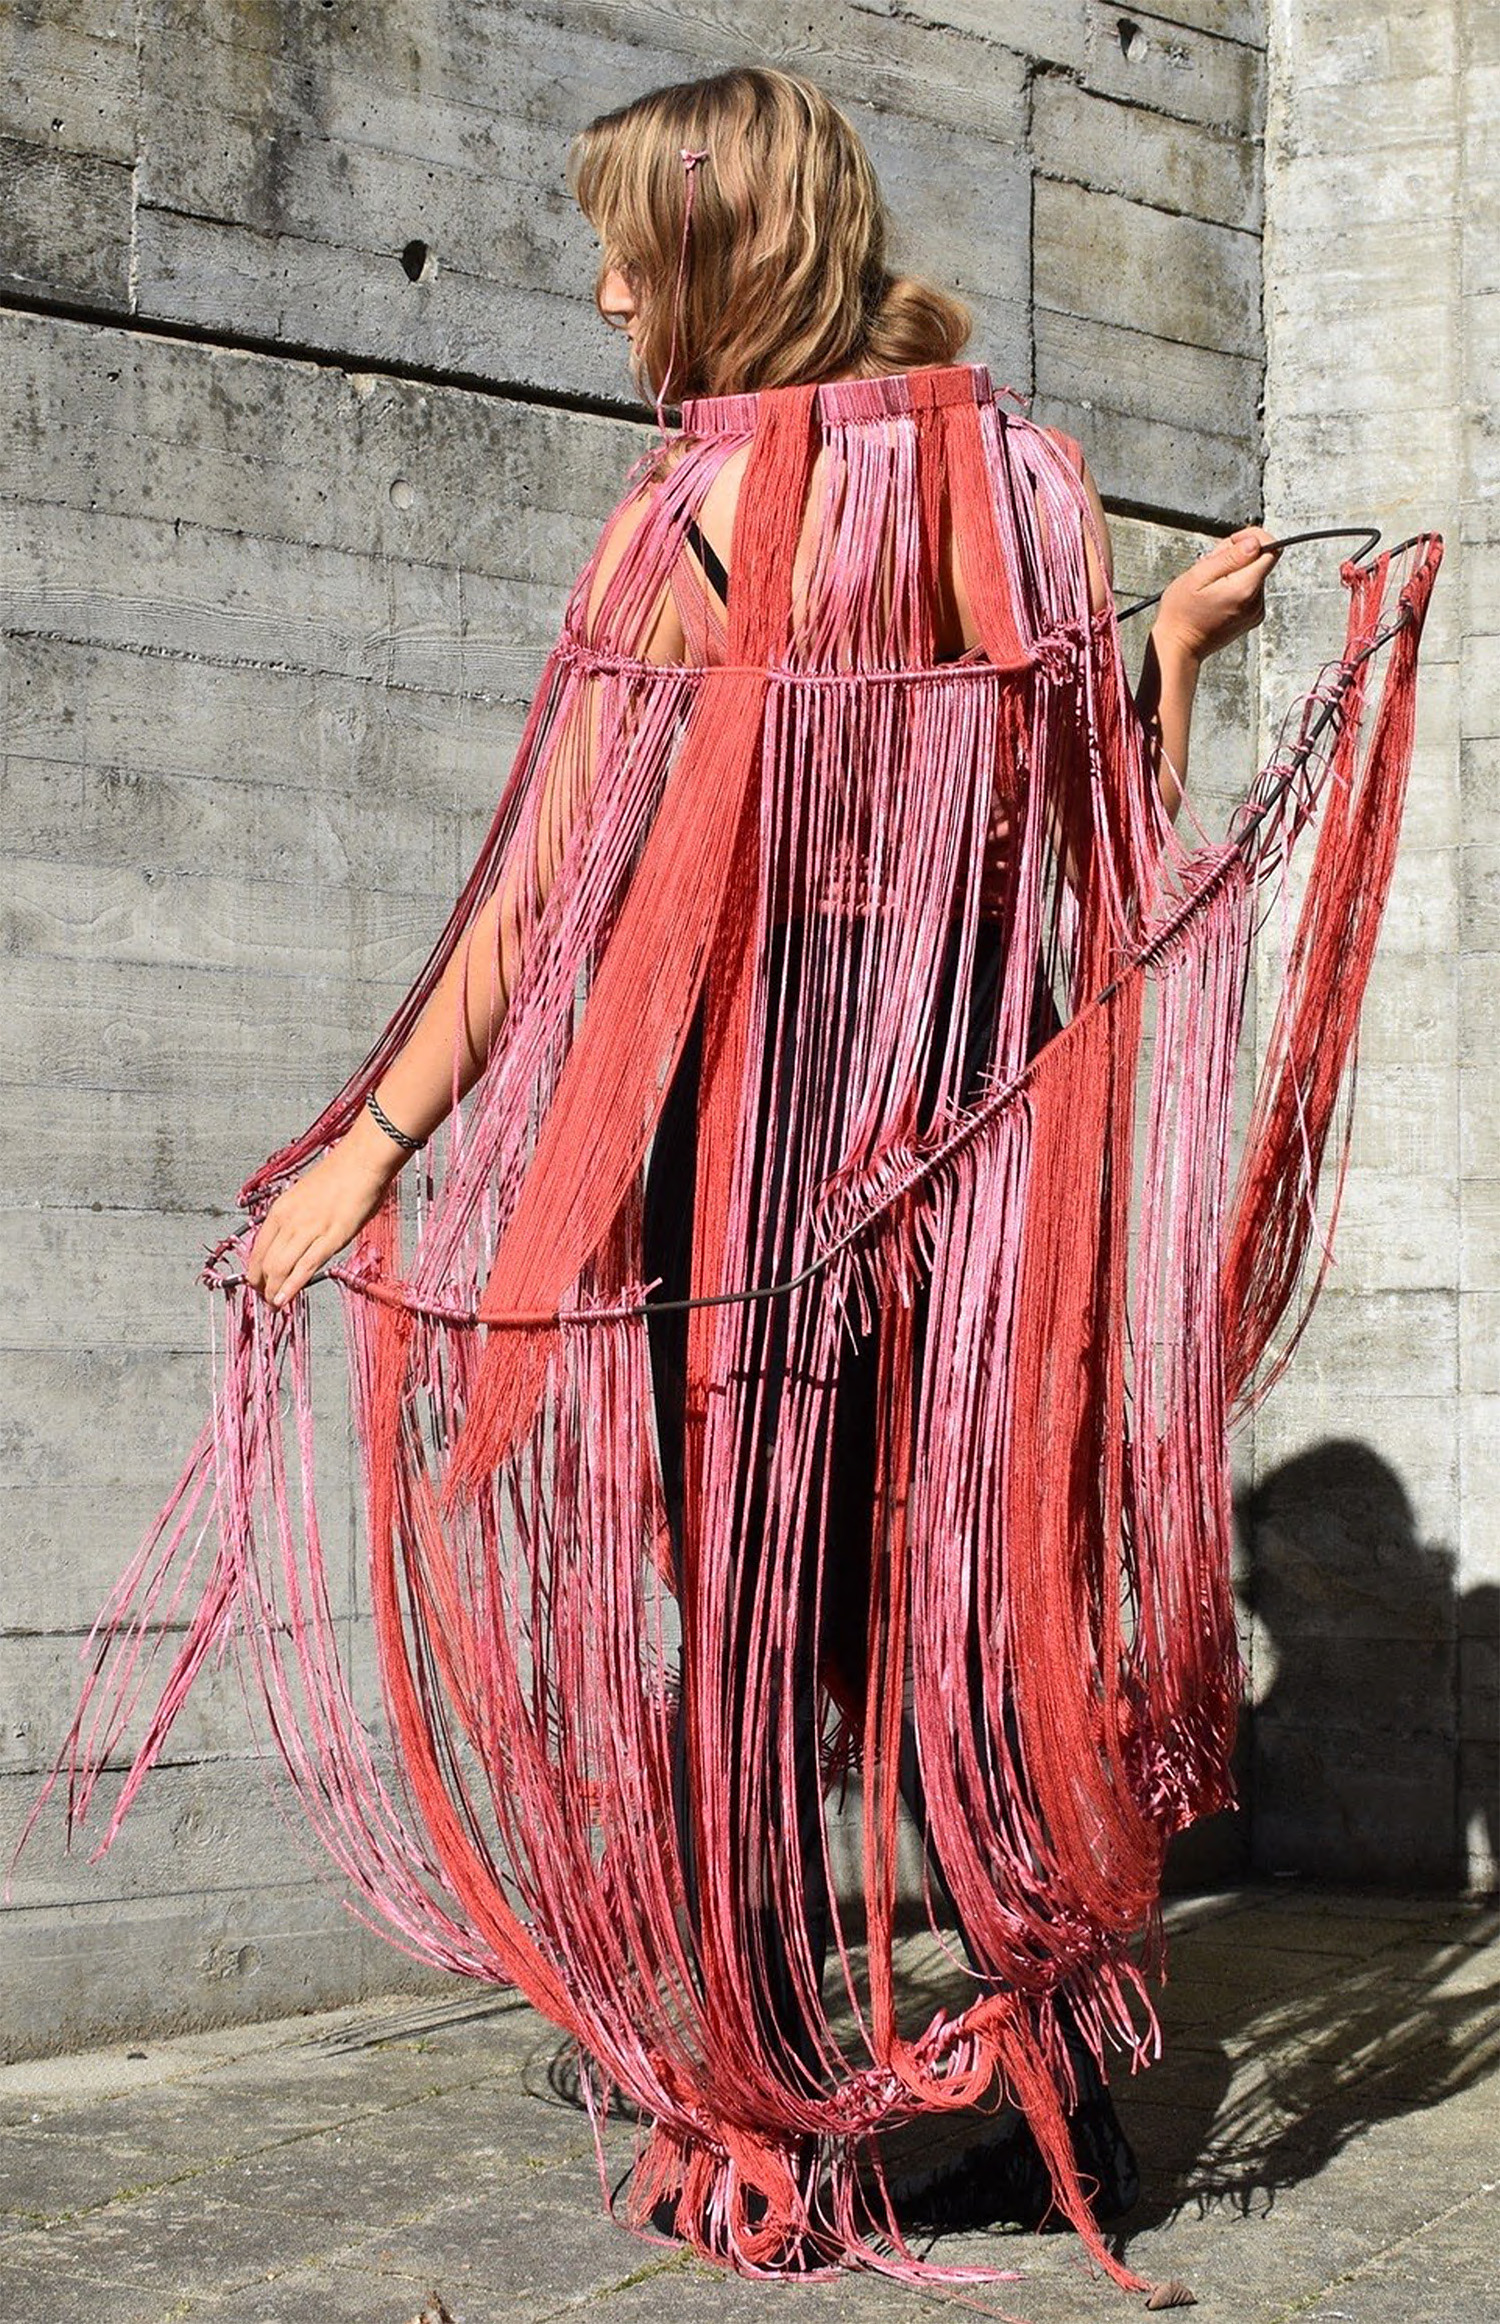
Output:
top-left (365, 1089), bottom-right (424, 1154)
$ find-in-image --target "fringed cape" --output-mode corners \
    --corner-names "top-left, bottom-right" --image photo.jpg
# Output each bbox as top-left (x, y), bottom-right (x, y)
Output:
top-left (36, 363), bottom-right (1441, 2296)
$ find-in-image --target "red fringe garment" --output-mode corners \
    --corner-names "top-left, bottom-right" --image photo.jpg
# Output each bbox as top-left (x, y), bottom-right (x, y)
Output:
top-left (33, 363), bottom-right (1441, 2296)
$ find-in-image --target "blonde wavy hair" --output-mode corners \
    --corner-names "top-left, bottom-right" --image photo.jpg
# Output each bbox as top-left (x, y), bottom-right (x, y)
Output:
top-left (566, 68), bottom-right (971, 404)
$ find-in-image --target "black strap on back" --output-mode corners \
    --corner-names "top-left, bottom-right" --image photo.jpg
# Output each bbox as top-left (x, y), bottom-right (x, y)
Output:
top-left (684, 516), bottom-right (729, 606)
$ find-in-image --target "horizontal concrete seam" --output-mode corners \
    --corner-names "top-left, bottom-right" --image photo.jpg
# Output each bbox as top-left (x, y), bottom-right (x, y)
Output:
top-left (1027, 52), bottom-right (1265, 139)
top-left (1032, 163), bottom-right (1262, 240)
top-left (848, 0), bottom-right (1028, 57)
top-left (0, 517), bottom-right (558, 608)
top-left (0, 288), bottom-right (653, 431)
top-left (1113, 2), bottom-right (1268, 57)
top-left (0, 618), bottom-right (539, 701)
top-left (1032, 292), bottom-right (1262, 368)
top-left (1032, 52), bottom-right (1266, 137)
top-left (0, 304), bottom-right (1247, 537)
top-left (0, 1882), bottom-right (339, 1910)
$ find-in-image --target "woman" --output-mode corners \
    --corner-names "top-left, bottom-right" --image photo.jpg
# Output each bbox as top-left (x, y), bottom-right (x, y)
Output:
top-left (242, 73), bottom-right (1271, 1317)
top-left (74, 66), bottom-right (1336, 2291)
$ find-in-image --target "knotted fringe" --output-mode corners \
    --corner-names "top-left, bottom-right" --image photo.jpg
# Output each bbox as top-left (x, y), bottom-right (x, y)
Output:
top-left (23, 365), bottom-right (1441, 2302)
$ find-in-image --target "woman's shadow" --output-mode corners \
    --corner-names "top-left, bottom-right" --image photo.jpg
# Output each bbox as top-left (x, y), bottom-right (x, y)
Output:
top-left (1124, 1437), bottom-right (1499, 2229)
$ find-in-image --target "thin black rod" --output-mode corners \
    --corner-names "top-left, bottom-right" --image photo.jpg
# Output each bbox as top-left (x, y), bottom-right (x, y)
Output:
top-left (1113, 526), bottom-right (1382, 622)
top-left (217, 544), bottom-right (1425, 1328)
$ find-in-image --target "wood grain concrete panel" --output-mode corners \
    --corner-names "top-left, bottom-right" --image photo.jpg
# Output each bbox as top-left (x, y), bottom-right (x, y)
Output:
top-left (0, 1084), bottom-right (316, 1218)
top-left (1458, 952), bottom-right (1500, 1074)
top-left (1328, 1064), bottom-right (1460, 1182)
top-left (1035, 304), bottom-right (1261, 445)
top-left (1078, 3), bottom-right (1264, 130)
top-left (1460, 641), bottom-right (1497, 739)
top-left (1353, 949), bottom-right (1460, 1070)
top-left (1271, 0), bottom-right (1455, 90)
top-left (1263, 219), bottom-right (1458, 359)
top-left (0, 1207), bottom-right (236, 1354)
top-left (1276, 1287), bottom-right (1457, 1402)
top-left (1034, 307), bottom-right (1260, 519)
top-left (1, 1347), bottom-right (224, 1500)
top-left (0, 6), bottom-right (139, 165)
top-left (125, 0), bottom-right (1034, 398)
top-left (1, 1310), bottom-right (361, 1642)
top-left (1, 858), bottom-right (451, 985)
top-left (2, 635), bottom-right (526, 821)
top-left (1264, 410), bottom-right (1459, 520)
top-left (1034, 385), bottom-right (1255, 531)
top-left (1, 506), bottom-right (437, 685)
top-left (1460, 1174), bottom-right (1500, 1295)
top-left (1, 1635), bottom-right (267, 1784)
top-left (1035, 176), bottom-right (1261, 359)
top-left (0, 313), bottom-right (639, 565)
top-left (1459, 1292), bottom-right (1500, 1397)
top-left (0, 748), bottom-right (501, 901)
top-left (895, 0), bottom-right (1264, 93)
top-left (0, 136), bottom-right (133, 309)
top-left (0, 956), bottom-right (415, 1107)
top-left (1099, 0), bottom-right (1265, 47)
top-left (1325, 1168), bottom-right (1462, 1296)
top-left (2, 1769), bottom-right (446, 2062)
top-left (1032, 72), bottom-right (1261, 229)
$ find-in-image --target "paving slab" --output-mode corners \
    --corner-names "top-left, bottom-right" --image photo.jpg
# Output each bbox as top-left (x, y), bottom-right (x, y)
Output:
top-left (0, 1886), bottom-right (1493, 2324)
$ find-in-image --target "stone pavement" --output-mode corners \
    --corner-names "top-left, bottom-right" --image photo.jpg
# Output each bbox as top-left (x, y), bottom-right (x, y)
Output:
top-left (0, 1885), bottom-right (1494, 2324)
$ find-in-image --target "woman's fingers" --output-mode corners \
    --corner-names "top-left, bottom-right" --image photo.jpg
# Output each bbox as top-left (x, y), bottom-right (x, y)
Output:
top-left (244, 1190), bottom-right (315, 1305)
top-left (270, 1231), bottom-right (331, 1308)
top-left (1157, 527), bottom-right (1282, 662)
top-left (241, 1145), bottom-right (394, 1308)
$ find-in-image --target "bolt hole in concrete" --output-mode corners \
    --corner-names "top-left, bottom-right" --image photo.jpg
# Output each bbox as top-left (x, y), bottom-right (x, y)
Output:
top-left (402, 237), bottom-right (436, 282)
top-left (1118, 16), bottom-right (1142, 57)
top-left (390, 478), bottom-right (415, 509)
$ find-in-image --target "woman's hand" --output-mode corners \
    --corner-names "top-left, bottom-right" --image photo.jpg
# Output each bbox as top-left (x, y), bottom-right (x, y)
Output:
top-left (243, 1115), bottom-right (406, 1308)
top-left (1135, 528), bottom-right (1280, 816)
top-left (1153, 525), bottom-right (1281, 667)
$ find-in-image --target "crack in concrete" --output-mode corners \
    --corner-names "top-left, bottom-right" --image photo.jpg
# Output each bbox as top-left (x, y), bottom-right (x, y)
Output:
top-left (1265, 2176), bottom-right (1498, 2322)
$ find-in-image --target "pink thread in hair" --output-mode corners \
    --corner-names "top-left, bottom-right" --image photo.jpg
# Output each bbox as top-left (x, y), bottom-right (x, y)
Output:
top-left (655, 147), bottom-right (710, 439)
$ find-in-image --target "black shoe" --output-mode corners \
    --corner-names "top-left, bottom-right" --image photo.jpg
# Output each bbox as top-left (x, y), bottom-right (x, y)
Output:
top-left (900, 2115), bottom-right (1055, 2233)
top-left (1067, 2086), bottom-right (1140, 2221)
top-left (900, 2090), bottom-right (1139, 2235)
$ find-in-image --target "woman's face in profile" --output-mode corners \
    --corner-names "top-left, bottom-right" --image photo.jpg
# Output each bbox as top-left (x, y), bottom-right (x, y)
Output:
top-left (598, 261), bottom-right (641, 361)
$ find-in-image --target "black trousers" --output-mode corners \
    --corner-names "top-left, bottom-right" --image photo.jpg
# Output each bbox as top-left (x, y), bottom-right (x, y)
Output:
top-left (641, 917), bottom-right (1009, 2088)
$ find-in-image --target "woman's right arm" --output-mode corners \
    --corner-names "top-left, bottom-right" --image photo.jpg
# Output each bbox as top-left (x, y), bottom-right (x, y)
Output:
top-left (241, 872), bottom-right (537, 1310)
top-left (1133, 526), bottom-right (1282, 817)
top-left (244, 494), bottom-right (688, 1309)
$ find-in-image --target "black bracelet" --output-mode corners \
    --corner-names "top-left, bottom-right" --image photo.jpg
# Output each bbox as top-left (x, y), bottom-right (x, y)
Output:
top-left (365, 1089), bottom-right (423, 1154)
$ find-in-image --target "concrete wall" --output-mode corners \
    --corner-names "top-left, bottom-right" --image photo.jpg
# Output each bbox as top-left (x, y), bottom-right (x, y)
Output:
top-left (0, 1), bottom-right (1271, 2055)
top-left (1251, 0), bottom-right (1497, 1892)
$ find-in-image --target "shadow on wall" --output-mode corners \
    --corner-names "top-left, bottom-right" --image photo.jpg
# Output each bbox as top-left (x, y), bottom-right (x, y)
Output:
top-left (1130, 1442), bottom-right (1498, 2236)
top-left (1239, 1438), bottom-right (1498, 1892)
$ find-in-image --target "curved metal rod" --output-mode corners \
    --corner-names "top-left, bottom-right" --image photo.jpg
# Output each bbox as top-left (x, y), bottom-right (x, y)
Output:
top-left (1113, 525), bottom-right (1383, 622)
